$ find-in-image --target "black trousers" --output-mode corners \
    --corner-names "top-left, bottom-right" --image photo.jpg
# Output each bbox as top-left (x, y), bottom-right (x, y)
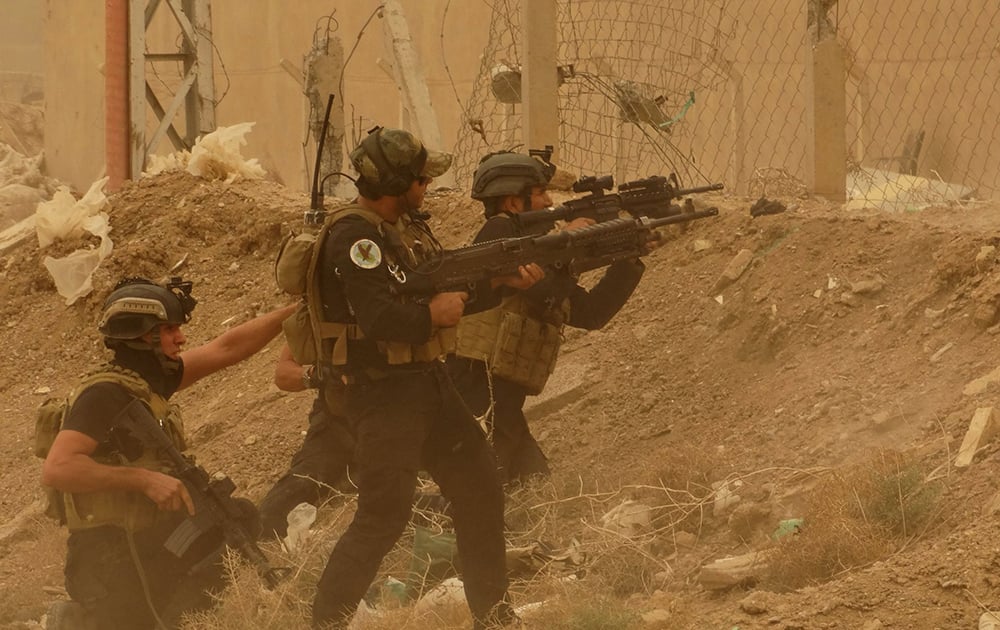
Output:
top-left (312, 365), bottom-right (512, 629)
top-left (258, 402), bottom-right (355, 538)
top-left (65, 519), bottom-right (225, 629)
top-left (448, 358), bottom-right (550, 485)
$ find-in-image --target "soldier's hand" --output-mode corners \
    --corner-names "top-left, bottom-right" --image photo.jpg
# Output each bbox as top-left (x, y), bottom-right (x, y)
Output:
top-left (563, 217), bottom-right (596, 231)
top-left (143, 470), bottom-right (196, 516)
top-left (495, 264), bottom-right (545, 290)
top-left (429, 291), bottom-right (468, 327)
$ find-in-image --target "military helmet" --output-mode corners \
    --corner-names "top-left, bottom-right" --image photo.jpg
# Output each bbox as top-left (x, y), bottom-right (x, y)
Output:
top-left (471, 151), bottom-right (556, 201)
top-left (350, 126), bottom-right (453, 196)
top-left (98, 277), bottom-right (197, 340)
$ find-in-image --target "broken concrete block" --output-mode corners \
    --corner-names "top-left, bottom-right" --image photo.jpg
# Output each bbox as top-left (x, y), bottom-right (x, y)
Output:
top-left (697, 550), bottom-right (772, 590)
top-left (955, 407), bottom-right (998, 468)
top-left (964, 366), bottom-right (1000, 396)
top-left (850, 278), bottom-right (885, 295)
top-left (980, 611), bottom-right (1000, 630)
top-left (712, 249), bottom-right (753, 292)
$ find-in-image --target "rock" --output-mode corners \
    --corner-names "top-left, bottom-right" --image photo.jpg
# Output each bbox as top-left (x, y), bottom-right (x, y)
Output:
top-left (244, 434), bottom-right (258, 446)
top-left (964, 366), bottom-right (1000, 396)
top-left (838, 291), bottom-right (859, 307)
top-left (698, 550), bottom-right (772, 590)
top-left (861, 620), bottom-right (885, 630)
top-left (641, 609), bottom-right (672, 625)
top-left (601, 500), bottom-right (653, 537)
top-left (739, 592), bottom-right (769, 615)
top-left (976, 245), bottom-right (996, 263)
top-left (980, 611), bottom-right (1000, 630)
top-left (712, 249), bottom-right (753, 291)
top-left (975, 302), bottom-right (999, 329)
top-left (924, 307), bottom-right (945, 319)
top-left (850, 278), bottom-right (885, 295)
top-left (692, 239), bottom-right (712, 252)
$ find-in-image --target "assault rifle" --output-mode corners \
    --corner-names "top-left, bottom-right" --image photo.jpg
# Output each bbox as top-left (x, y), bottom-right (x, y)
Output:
top-left (515, 173), bottom-right (724, 234)
top-left (392, 207), bottom-right (718, 296)
top-left (116, 398), bottom-right (289, 589)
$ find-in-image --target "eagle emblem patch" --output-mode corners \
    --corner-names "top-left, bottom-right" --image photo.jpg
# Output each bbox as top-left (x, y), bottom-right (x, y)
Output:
top-left (349, 239), bottom-right (382, 269)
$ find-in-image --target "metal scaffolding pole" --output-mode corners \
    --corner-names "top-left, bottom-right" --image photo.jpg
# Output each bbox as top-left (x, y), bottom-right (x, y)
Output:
top-left (114, 0), bottom-right (216, 180)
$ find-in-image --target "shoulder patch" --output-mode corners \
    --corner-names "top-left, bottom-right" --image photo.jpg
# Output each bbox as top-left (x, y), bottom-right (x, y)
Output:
top-left (349, 238), bottom-right (383, 269)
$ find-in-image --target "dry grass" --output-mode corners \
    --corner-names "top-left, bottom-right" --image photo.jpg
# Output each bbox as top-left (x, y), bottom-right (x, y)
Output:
top-left (180, 450), bottom-right (939, 628)
top-left (763, 449), bottom-right (943, 591)
top-left (179, 467), bottom-right (716, 629)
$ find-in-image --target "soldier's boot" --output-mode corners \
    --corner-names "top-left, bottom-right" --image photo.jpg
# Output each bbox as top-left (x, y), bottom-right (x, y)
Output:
top-left (258, 475), bottom-right (320, 540)
top-left (46, 600), bottom-right (96, 630)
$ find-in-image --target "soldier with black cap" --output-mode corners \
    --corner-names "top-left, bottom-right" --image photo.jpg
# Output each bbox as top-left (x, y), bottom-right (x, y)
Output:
top-left (449, 151), bottom-right (647, 485)
top-left (307, 127), bottom-right (543, 629)
top-left (40, 277), bottom-right (295, 629)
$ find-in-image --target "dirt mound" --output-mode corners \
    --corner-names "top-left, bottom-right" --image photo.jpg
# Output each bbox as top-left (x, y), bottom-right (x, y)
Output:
top-left (3, 171), bottom-right (1000, 626)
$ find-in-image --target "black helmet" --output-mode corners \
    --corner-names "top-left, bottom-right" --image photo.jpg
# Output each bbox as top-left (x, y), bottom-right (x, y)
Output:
top-left (98, 277), bottom-right (197, 340)
top-left (470, 151), bottom-right (556, 201)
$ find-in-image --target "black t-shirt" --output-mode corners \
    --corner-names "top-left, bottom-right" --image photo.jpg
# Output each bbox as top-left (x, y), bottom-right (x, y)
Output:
top-left (62, 359), bottom-right (183, 453)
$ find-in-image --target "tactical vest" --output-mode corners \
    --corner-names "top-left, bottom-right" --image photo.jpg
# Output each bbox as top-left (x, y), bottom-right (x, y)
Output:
top-left (455, 292), bottom-right (570, 395)
top-left (278, 204), bottom-right (457, 371)
top-left (35, 365), bottom-right (187, 532)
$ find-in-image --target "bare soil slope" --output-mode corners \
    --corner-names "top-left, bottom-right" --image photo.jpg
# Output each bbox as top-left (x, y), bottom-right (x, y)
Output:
top-left (3, 171), bottom-right (1000, 628)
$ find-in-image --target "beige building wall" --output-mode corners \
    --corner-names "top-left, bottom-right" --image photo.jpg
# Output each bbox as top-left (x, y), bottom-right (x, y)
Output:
top-left (39, 1), bottom-right (1000, 198)
top-left (44, 1), bottom-right (489, 193)
top-left (1, 2), bottom-right (44, 101)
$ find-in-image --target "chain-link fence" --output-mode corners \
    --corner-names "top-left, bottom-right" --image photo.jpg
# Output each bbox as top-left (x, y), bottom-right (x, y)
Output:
top-left (452, 0), bottom-right (1000, 207)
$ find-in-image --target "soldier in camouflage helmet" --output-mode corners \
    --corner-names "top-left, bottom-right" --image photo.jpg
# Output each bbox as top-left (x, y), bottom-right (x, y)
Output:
top-left (41, 277), bottom-right (295, 629)
top-left (450, 150), bottom-right (647, 486)
top-left (308, 127), bottom-right (542, 628)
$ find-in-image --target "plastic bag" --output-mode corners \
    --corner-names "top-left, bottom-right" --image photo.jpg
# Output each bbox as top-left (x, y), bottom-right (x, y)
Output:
top-left (35, 176), bottom-right (109, 248)
top-left (186, 122), bottom-right (266, 182)
top-left (42, 213), bottom-right (113, 305)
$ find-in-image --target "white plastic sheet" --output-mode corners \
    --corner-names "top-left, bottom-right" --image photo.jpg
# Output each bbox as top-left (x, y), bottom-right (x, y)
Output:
top-left (185, 122), bottom-right (266, 182)
top-left (35, 176), bottom-right (114, 305)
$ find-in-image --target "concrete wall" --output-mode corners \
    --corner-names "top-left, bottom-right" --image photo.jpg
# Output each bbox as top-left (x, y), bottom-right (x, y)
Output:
top-left (0, 1), bottom-right (44, 102)
top-left (43, 1), bottom-right (488, 193)
top-left (37, 1), bottom-right (1000, 198)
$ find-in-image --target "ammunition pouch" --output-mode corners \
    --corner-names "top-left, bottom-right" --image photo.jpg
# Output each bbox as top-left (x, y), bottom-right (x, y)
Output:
top-left (456, 295), bottom-right (567, 394)
top-left (36, 365), bottom-right (187, 531)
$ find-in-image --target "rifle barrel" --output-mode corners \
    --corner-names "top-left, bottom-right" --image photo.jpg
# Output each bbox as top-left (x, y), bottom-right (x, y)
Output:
top-left (675, 182), bottom-right (725, 196)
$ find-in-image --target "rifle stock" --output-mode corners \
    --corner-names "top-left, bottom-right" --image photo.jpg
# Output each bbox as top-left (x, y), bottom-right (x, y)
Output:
top-left (393, 207), bottom-right (718, 296)
top-left (117, 399), bottom-right (289, 589)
